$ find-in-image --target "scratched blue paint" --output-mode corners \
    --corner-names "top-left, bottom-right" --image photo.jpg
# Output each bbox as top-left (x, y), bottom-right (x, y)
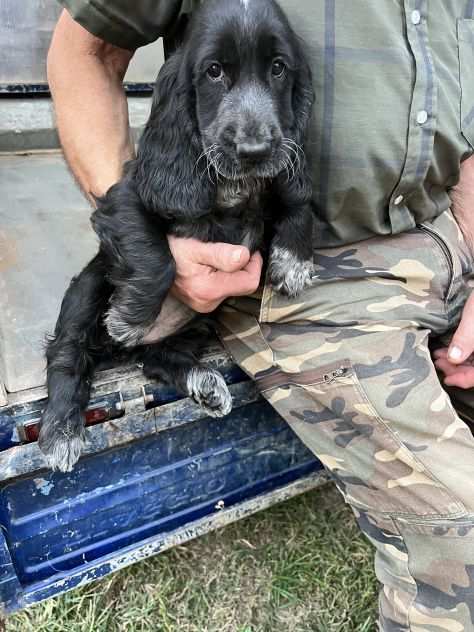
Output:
top-left (0, 363), bottom-right (324, 613)
top-left (33, 478), bottom-right (54, 496)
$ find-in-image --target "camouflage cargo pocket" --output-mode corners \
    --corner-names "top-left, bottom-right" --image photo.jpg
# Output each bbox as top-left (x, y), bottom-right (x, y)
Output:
top-left (256, 359), bottom-right (466, 519)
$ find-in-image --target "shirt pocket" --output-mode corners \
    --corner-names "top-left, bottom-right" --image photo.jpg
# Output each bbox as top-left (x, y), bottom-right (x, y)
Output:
top-left (458, 19), bottom-right (474, 150)
top-left (257, 360), bottom-right (466, 519)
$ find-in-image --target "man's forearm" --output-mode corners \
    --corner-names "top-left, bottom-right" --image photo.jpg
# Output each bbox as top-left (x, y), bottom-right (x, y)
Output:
top-left (48, 10), bottom-right (135, 204)
top-left (451, 154), bottom-right (474, 252)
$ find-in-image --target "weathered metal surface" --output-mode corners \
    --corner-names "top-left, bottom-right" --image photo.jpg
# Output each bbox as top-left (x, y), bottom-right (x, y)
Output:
top-left (0, 152), bottom-right (96, 393)
top-left (0, 83), bottom-right (154, 95)
top-left (0, 346), bottom-right (241, 449)
top-left (0, 0), bottom-right (163, 87)
top-left (0, 97), bottom-right (151, 152)
top-left (0, 383), bottom-right (324, 601)
top-left (4, 471), bottom-right (329, 613)
top-left (6, 403), bottom-right (313, 578)
top-left (0, 381), bottom-right (261, 481)
top-left (0, 529), bottom-right (22, 614)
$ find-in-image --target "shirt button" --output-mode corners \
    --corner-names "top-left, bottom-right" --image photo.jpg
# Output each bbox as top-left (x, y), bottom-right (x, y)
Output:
top-left (394, 195), bottom-right (404, 205)
top-left (411, 10), bottom-right (421, 25)
top-left (417, 110), bottom-right (428, 125)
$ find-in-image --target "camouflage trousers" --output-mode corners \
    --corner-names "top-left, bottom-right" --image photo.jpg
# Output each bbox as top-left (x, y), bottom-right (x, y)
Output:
top-left (218, 210), bottom-right (474, 631)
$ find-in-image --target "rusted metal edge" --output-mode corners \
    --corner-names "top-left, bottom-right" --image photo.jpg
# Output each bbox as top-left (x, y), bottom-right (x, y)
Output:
top-left (0, 381), bottom-right (261, 482)
top-left (19, 470), bottom-right (330, 611)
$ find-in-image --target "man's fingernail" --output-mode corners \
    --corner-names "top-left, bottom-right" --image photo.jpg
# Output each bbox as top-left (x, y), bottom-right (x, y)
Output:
top-left (232, 249), bottom-right (242, 262)
top-left (449, 346), bottom-right (463, 360)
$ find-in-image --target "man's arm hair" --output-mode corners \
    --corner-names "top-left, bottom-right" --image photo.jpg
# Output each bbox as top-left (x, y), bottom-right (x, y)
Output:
top-left (451, 154), bottom-right (474, 253)
top-left (48, 9), bottom-right (135, 204)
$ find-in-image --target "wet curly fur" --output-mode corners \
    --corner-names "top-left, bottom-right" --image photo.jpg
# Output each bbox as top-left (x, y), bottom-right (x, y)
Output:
top-left (39, 0), bottom-right (315, 471)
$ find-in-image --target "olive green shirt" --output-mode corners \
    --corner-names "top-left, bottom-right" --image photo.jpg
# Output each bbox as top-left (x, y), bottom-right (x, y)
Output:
top-left (59, 0), bottom-right (474, 247)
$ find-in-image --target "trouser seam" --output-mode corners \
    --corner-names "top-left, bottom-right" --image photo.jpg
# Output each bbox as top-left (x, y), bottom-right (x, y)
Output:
top-left (389, 516), bottom-right (417, 632)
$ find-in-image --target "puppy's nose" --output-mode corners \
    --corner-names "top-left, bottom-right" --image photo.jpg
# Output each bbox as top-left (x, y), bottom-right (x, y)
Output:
top-left (236, 140), bottom-right (272, 161)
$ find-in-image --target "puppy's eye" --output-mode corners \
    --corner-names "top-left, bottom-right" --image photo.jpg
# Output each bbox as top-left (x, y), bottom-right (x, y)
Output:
top-left (271, 59), bottom-right (286, 78)
top-left (207, 63), bottom-right (223, 80)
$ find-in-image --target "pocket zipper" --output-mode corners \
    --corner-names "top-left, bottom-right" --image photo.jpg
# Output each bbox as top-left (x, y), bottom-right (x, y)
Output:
top-left (417, 224), bottom-right (455, 301)
top-left (256, 362), bottom-right (351, 392)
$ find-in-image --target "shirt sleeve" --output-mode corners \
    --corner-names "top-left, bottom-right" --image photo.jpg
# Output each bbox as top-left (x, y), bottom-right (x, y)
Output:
top-left (57, 0), bottom-right (196, 50)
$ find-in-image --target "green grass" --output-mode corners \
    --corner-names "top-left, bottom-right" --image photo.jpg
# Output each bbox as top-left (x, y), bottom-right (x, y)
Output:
top-left (6, 484), bottom-right (378, 632)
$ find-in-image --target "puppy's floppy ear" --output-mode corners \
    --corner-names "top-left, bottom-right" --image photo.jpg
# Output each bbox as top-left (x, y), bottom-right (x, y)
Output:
top-left (274, 43), bottom-right (314, 207)
top-left (292, 45), bottom-right (315, 148)
top-left (134, 48), bottom-right (215, 217)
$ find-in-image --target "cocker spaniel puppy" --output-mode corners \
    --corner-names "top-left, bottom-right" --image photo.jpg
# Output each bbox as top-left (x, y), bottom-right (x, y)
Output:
top-left (39, 0), bottom-right (315, 471)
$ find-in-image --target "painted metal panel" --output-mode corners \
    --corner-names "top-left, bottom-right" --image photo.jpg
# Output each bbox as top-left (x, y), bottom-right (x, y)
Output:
top-left (10, 471), bottom-right (329, 613)
top-left (0, 153), bottom-right (97, 393)
top-left (0, 357), bottom-right (325, 613)
top-left (0, 529), bottom-right (22, 613)
top-left (0, 0), bottom-right (163, 92)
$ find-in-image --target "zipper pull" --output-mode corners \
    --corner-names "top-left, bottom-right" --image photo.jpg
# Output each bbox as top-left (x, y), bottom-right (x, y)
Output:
top-left (323, 367), bottom-right (348, 383)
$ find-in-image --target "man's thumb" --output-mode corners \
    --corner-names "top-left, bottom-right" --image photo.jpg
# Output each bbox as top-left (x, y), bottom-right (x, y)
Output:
top-left (195, 242), bottom-right (250, 272)
top-left (448, 292), bottom-right (474, 363)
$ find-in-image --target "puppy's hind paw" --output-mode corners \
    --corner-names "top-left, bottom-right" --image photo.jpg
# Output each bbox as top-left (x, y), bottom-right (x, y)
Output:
top-left (269, 247), bottom-right (314, 298)
top-left (187, 367), bottom-right (233, 418)
top-left (38, 408), bottom-right (86, 472)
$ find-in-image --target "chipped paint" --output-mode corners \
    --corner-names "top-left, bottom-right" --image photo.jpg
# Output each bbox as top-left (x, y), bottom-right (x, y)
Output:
top-left (33, 477), bottom-right (54, 496)
top-left (0, 381), bottom-right (260, 482)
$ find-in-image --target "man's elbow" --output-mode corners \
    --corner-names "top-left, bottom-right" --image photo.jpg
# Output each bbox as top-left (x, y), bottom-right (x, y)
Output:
top-left (47, 9), bottom-right (134, 88)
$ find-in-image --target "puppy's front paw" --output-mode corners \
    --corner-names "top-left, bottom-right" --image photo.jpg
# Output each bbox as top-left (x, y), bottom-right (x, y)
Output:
top-left (269, 246), bottom-right (314, 298)
top-left (105, 306), bottom-right (151, 348)
top-left (186, 367), bottom-right (232, 418)
top-left (38, 407), bottom-right (86, 472)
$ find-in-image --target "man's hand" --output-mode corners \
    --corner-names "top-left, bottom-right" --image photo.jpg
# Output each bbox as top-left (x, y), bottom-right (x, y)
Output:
top-left (434, 293), bottom-right (474, 388)
top-left (434, 155), bottom-right (474, 388)
top-left (168, 236), bottom-right (263, 312)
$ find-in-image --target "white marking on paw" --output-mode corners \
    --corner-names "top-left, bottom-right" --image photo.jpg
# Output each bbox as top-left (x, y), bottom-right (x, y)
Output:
top-left (44, 435), bottom-right (84, 473)
top-left (269, 246), bottom-right (314, 297)
top-left (105, 306), bottom-right (150, 348)
top-left (186, 367), bottom-right (232, 417)
top-left (240, 0), bottom-right (250, 9)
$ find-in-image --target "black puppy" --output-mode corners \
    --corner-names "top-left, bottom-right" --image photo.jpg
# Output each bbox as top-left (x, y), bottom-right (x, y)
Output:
top-left (39, 0), bottom-right (315, 472)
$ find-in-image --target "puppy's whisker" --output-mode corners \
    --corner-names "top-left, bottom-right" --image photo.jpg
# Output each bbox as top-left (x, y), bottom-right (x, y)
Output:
top-left (282, 138), bottom-right (304, 174)
top-left (283, 149), bottom-right (298, 180)
top-left (194, 144), bottom-right (217, 173)
top-left (208, 150), bottom-right (225, 183)
top-left (281, 141), bottom-right (301, 175)
top-left (203, 144), bottom-right (224, 184)
top-left (282, 137), bottom-right (304, 156)
top-left (280, 147), bottom-right (295, 181)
